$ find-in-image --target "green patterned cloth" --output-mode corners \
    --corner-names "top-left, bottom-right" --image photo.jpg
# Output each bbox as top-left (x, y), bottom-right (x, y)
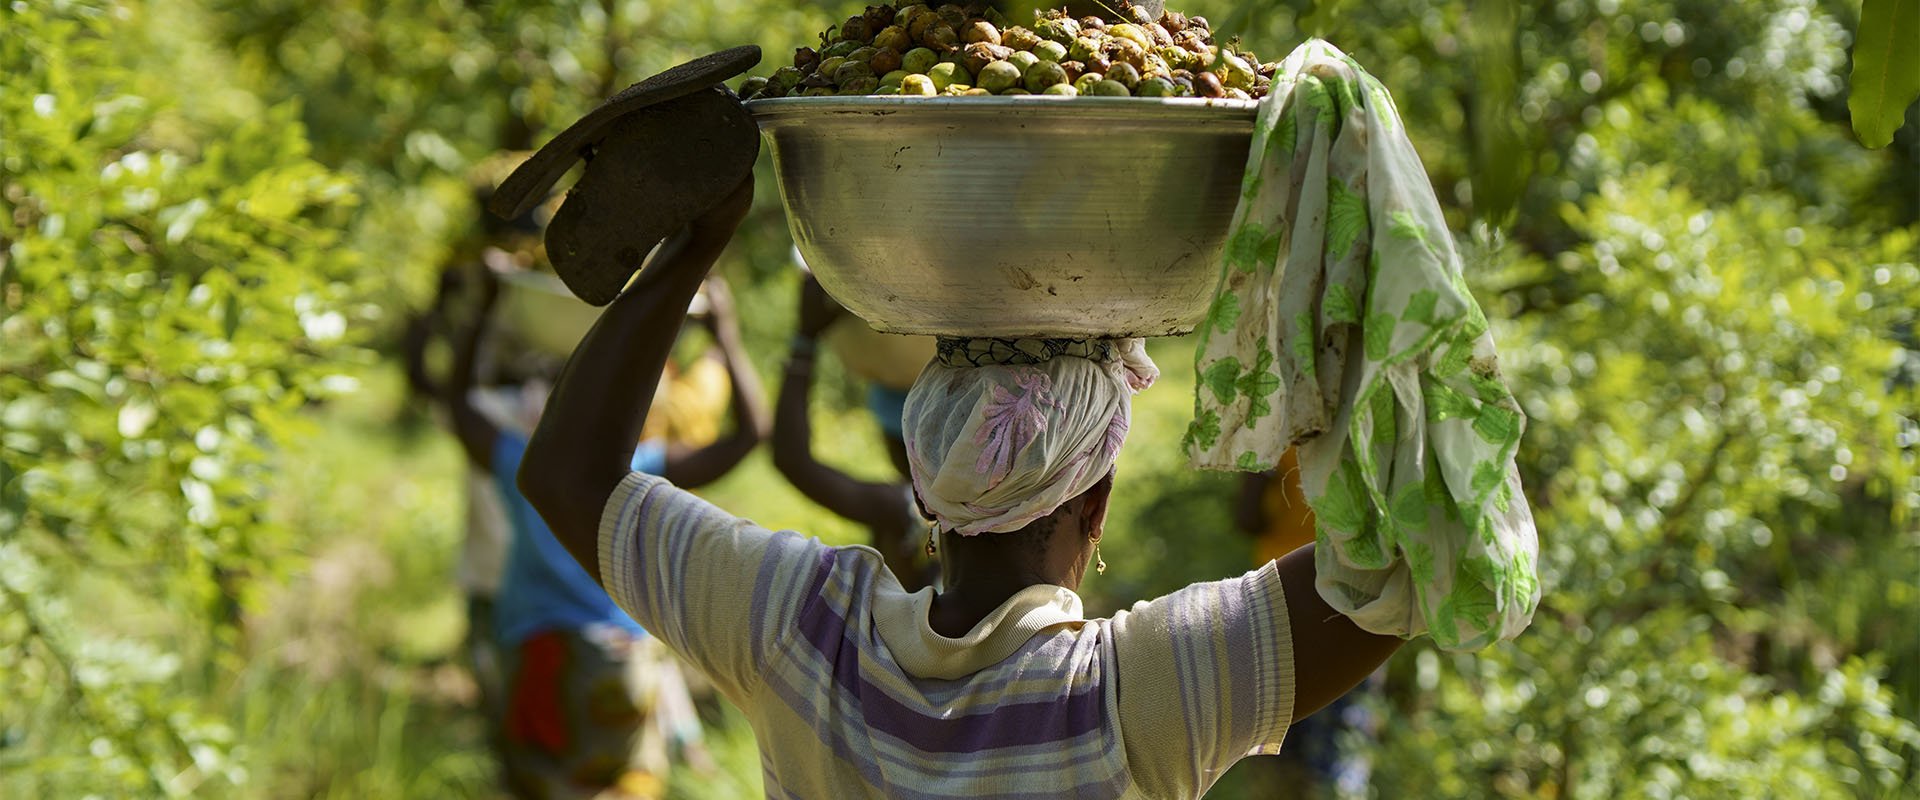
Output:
top-left (1185, 40), bottom-right (1539, 652)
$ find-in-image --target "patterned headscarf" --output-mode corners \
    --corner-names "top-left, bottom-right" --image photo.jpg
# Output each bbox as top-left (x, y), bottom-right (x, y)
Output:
top-left (903, 337), bottom-right (1159, 535)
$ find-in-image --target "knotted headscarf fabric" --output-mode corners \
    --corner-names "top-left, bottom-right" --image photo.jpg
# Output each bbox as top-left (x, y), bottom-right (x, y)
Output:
top-left (904, 337), bottom-right (1158, 535)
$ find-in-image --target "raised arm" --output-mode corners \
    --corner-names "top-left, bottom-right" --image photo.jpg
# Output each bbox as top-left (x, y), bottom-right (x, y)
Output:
top-left (440, 265), bottom-right (502, 472)
top-left (517, 178), bottom-right (753, 580)
top-left (660, 277), bottom-right (769, 489)
top-left (1275, 548), bottom-right (1403, 722)
top-left (770, 276), bottom-right (915, 533)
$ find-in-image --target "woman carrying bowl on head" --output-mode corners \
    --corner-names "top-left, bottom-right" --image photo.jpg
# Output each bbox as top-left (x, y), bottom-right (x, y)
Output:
top-left (517, 176), bottom-right (1402, 798)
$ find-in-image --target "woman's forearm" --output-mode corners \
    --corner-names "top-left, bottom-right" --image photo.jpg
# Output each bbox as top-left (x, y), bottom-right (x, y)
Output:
top-left (1275, 544), bottom-right (1405, 722)
top-left (519, 230), bottom-right (721, 577)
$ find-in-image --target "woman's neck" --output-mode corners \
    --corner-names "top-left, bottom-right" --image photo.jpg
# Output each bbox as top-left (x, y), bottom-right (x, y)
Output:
top-left (926, 527), bottom-right (1089, 639)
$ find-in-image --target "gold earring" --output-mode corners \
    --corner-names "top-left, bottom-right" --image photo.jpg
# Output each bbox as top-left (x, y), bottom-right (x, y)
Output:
top-left (926, 522), bottom-right (938, 557)
top-left (1094, 542), bottom-right (1107, 575)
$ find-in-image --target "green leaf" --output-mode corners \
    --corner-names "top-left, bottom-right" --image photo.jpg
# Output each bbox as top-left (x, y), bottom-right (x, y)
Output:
top-left (1301, 75), bottom-right (1336, 123)
top-left (1423, 380), bottom-right (1478, 423)
top-left (1293, 312), bottom-right (1318, 377)
top-left (1326, 283), bottom-right (1361, 324)
top-left (1369, 388), bottom-right (1397, 448)
top-left (1207, 292), bottom-right (1242, 333)
top-left (1471, 460), bottom-right (1505, 496)
top-left (1185, 410), bottom-right (1223, 451)
top-left (1388, 210), bottom-right (1438, 257)
top-left (1226, 223), bottom-right (1281, 272)
top-left (1391, 483), bottom-right (1427, 531)
top-left (1364, 76), bottom-right (1398, 133)
top-left (1236, 361), bottom-right (1281, 412)
top-left (1311, 461), bottom-right (1370, 534)
top-left (1364, 312), bottom-right (1397, 361)
top-left (1403, 289), bottom-right (1439, 325)
top-left (1472, 404), bottom-right (1521, 445)
top-left (1848, 0), bottom-right (1920, 148)
top-left (1278, 101), bottom-right (1300, 155)
top-left (1327, 177), bottom-right (1368, 258)
top-left (1203, 357), bottom-right (1243, 404)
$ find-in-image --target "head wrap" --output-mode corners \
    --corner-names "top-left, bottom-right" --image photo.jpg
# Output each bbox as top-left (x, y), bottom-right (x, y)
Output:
top-left (903, 337), bottom-right (1158, 535)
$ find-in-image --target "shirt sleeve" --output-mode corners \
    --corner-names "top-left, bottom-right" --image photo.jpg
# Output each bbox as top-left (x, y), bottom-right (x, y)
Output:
top-left (597, 472), bottom-right (826, 702)
top-left (1109, 560), bottom-right (1297, 798)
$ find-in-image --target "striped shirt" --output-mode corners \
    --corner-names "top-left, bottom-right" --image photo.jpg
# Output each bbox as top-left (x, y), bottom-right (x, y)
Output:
top-left (599, 472), bottom-right (1297, 799)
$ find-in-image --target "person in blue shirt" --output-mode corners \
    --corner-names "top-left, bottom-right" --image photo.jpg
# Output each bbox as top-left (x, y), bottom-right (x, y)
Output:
top-left (442, 263), bottom-right (767, 799)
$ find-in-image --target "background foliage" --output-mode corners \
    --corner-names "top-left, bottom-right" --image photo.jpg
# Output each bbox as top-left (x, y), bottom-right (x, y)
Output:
top-left (2, 0), bottom-right (1915, 797)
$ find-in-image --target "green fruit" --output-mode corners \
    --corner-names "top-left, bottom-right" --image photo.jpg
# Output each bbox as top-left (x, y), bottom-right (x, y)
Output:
top-left (841, 16), bottom-right (873, 43)
top-left (963, 20), bottom-right (1001, 45)
top-left (1220, 53), bottom-right (1256, 89)
top-left (900, 73), bottom-right (938, 96)
top-left (848, 46), bottom-right (878, 64)
top-left (927, 61), bottom-right (971, 90)
top-left (1033, 40), bottom-right (1068, 63)
top-left (902, 47), bottom-right (939, 74)
top-left (1136, 76), bottom-right (1175, 97)
top-left (906, 9), bottom-right (939, 40)
top-left (1007, 50), bottom-right (1040, 75)
top-left (978, 60), bottom-right (1022, 93)
top-left (803, 86), bottom-right (836, 97)
top-left (1035, 17), bottom-right (1077, 45)
top-left (870, 47), bottom-right (904, 74)
top-left (876, 85), bottom-right (903, 95)
top-left (1072, 72), bottom-right (1104, 93)
top-left (769, 66), bottom-right (805, 91)
top-left (880, 69), bottom-right (910, 87)
top-left (920, 23), bottom-right (959, 51)
top-left (1023, 59), bottom-right (1068, 92)
top-left (822, 40), bottom-right (860, 59)
top-left (1069, 37), bottom-right (1101, 63)
top-left (962, 87), bottom-right (993, 95)
top-left (1000, 87), bottom-right (1031, 95)
top-left (838, 77), bottom-right (880, 95)
top-left (874, 26), bottom-right (913, 53)
top-left (1042, 82), bottom-right (1078, 96)
top-left (1105, 62), bottom-right (1142, 89)
top-left (1089, 79), bottom-right (1131, 96)
top-left (962, 41), bottom-right (1012, 74)
top-left (1108, 38), bottom-right (1147, 70)
top-left (1001, 26), bottom-right (1041, 51)
top-left (818, 56), bottom-right (846, 78)
top-left (1224, 87), bottom-right (1253, 100)
top-left (738, 76), bottom-right (769, 97)
top-left (833, 60), bottom-right (874, 85)
top-left (1107, 23), bottom-right (1152, 48)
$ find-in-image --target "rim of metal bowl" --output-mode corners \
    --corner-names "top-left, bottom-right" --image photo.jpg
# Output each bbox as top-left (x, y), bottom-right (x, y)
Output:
top-left (744, 95), bottom-right (1259, 126)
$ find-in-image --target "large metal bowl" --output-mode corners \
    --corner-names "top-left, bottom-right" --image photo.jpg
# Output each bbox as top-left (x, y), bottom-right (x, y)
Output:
top-left (748, 96), bottom-right (1256, 338)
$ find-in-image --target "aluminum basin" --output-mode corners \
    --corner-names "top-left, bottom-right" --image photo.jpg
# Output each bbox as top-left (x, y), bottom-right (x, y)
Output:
top-left (748, 96), bottom-right (1257, 338)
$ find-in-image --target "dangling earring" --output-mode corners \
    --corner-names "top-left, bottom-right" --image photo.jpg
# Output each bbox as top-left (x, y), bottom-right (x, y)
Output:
top-left (925, 522), bottom-right (938, 557)
top-left (1094, 542), bottom-right (1107, 575)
